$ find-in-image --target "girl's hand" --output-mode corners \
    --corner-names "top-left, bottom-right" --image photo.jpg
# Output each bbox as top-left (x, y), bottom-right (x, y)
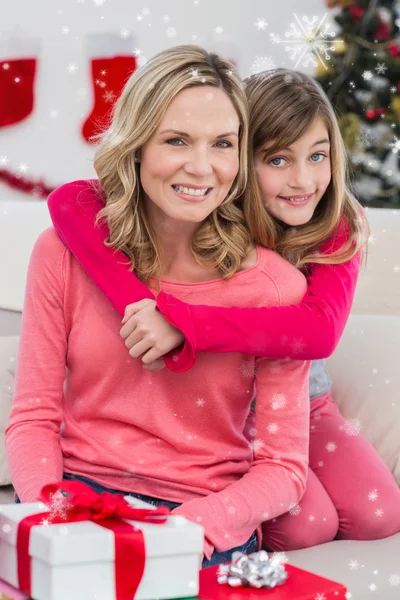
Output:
top-left (120, 299), bottom-right (185, 370)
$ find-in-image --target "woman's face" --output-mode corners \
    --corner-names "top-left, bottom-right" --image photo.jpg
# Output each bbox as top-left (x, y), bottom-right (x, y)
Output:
top-left (254, 116), bottom-right (332, 227)
top-left (139, 86), bottom-right (240, 227)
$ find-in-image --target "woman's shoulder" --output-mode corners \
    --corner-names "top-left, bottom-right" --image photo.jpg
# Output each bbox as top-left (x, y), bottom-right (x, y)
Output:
top-left (32, 227), bottom-right (69, 262)
top-left (255, 245), bottom-right (308, 305)
top-left (26, 227), bottom-right (70, 287)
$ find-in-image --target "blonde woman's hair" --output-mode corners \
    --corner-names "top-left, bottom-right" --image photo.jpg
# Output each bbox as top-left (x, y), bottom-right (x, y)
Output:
top-left (242, 69), bottom-right (369, 271)
top-left (91, 45), bottom-right (255, 290)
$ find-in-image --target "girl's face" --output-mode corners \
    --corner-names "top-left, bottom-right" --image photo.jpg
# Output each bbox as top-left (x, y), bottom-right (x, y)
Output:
top-left (139, 86), bottom-right (240, 229)
top-left (255, 117), bottom-right (331, 227)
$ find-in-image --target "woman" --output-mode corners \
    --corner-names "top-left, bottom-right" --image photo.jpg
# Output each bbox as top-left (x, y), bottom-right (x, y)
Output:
top-left (6, 47), bottom-right (311, 567)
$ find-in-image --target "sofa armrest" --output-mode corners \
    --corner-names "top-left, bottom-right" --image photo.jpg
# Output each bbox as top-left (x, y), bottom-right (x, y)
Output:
top-left (0, 336), bottom-right (19, 486)
top-left (326, 314), bottom-right (400, 484)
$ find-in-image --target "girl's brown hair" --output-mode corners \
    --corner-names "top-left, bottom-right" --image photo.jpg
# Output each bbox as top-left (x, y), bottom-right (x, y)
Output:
top-left (242, 68), bottom-right (369, 271)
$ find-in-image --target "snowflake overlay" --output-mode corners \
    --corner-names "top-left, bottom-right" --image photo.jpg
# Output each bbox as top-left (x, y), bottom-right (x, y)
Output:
top-left (46, 489), bottom-right (73, 522)
top-left (240, 359), bottom-right (256, 378)
top-left (269, 13), bottom-right (341, 70)
top-left (289, 503), bottom-right (301, 516)
top-left (357, 130), bottom-right (374, 149)
top-left (368, 489), bottom-right (379, 502)
top-left (271, 393), bottom-right (287, 410)
top-left (389, 574), bottom-right (400, 586)
top-left (375, 62), bottom-right (387, 75)
top-left (342, 418), bottom-right (363, 436)
top-left (390, 136), bottom-right (400, 154)
top-left (250, 56), bottom-right (276, 75)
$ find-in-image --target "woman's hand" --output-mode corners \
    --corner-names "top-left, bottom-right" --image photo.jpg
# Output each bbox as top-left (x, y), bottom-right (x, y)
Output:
top-left (120, 299), bottom-right (185, 370)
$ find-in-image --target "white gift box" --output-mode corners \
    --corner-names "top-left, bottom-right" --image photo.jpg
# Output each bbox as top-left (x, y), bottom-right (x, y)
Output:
top-left (0, 495), bottom-right (204, 600)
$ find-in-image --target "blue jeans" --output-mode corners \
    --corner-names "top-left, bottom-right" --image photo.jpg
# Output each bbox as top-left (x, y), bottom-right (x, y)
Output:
top-left (15, 472), bottom-right (258, 568)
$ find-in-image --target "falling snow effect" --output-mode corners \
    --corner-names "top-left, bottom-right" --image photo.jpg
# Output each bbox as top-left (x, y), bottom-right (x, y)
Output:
top-left (250, 56), bottom-right (276, 75)
top-left (289, 503), bottom-right (301, 516)
top-left (357, 130), bottom-right (374, 149)
top-left (343, 418), bottom-right (362, 436)
top-left (250, 439), bottom-right (264, 453)
top-left (271, 393), bottom-right (287, 410)
top-left (368, 489), bottom-right (379, 502)
top-left (389, 574), bottom-right (400, 586)
top-left (255, 18), bottom-right (268, 31)
top-left (390, 136), bottom-right (400, 154)
top-left (362, 70), bottom-right (373, 81)
top-left (267, 423), bottom-right (279, 434)
top-left (240, 359), bottom-right (256, 378)
top-left (269, 14), bottom-right (341, 69)
top-left (375, 62), bottom-right (387, 75)
top-left (46, 489), bottom-right (72, 521)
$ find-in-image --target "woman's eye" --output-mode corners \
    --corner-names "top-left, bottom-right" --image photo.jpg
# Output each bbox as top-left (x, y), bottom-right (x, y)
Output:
top-left (310, 152), bottom-right (325, 163)
top-left (215, 140), bottom-right (232, 149)
top-left (166, 138), bottom-right (184, 146)
top-left (269, 157), bottom-right (286, 167)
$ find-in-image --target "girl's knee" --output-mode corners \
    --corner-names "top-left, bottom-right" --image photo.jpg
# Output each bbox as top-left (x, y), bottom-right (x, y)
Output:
top-left (338, 509), bottom-right (400, 541)
top-left (262, 504), bottom-right (339, 551)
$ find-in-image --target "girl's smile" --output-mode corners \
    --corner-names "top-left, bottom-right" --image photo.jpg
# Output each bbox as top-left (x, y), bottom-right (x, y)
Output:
top-left (255, 116), bottom-right (331, 226)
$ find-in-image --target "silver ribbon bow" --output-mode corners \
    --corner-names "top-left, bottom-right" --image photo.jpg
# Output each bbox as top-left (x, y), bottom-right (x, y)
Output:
top-left (217, 550), bottom-right (288, 589)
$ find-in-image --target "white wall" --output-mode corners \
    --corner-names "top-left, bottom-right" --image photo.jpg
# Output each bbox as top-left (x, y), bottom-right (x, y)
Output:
top-left (1, 0), bottom-right (335, 201)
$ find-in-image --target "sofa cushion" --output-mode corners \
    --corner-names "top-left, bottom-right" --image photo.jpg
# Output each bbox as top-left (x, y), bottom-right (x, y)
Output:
top-left (0, 201), bottom-right (51, 311)
top-left (326, 314), bottom-right (400, 485)
top-left (0, 309), bottom-right (21, 337)
top-left (352, 207), bottom-right (400, 316)
top-left (0, 336), bottom-right (19, 485)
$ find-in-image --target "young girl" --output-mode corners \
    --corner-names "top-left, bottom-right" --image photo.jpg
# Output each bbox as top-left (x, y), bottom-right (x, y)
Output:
top-left (47, 68), bottom-right (400, 550)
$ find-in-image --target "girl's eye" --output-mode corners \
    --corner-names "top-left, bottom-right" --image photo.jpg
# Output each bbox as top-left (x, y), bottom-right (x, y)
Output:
top-left (215, 140), bottom-right (233, 149)
top-left (268, 157), bottom-right (286, 167)
top-left (166, 138), bottom-right (185, 146)
top-left (310, 152), bottom-right (326, 163)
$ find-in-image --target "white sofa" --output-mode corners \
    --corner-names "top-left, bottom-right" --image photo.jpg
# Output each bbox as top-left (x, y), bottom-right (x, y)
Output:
top-left (0, 200), bottom-right (399, 598)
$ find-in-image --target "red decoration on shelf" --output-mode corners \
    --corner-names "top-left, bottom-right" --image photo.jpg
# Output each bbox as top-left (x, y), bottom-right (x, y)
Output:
top-left (0, 57), bottom-right (37, 128)
top-left (82, 54), bottom-right (137, 144)
top-left (0, 168), bottom-right (56, 199)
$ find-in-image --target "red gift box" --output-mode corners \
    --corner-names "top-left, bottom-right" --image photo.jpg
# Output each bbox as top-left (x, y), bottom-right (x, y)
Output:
top-left (199, 564), bottom-right (347, 599)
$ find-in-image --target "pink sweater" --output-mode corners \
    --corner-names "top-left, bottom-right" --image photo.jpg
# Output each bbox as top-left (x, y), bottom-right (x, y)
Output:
top-left (6, 227), bottom-right (310, 558)
top-left (47, 181), bottom-right (362, 373)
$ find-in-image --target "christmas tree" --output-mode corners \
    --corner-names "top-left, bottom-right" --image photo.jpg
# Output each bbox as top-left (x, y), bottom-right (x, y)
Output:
top-left (316, 0), bottom-right (400, 208)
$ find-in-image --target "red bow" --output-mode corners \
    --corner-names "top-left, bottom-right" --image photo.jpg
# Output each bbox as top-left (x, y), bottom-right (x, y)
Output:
top-left (17, 480), bottom-right (170, 600)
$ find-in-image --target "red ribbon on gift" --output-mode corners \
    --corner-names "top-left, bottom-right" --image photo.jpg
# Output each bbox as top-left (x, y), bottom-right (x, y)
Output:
top-left (16, 480), bottom-right (170, 600)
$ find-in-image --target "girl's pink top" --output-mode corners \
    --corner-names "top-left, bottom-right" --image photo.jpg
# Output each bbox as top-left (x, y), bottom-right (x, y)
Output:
top-left (47, 180), bottom-right (362, 372)
top-left (6, 216), bottom-right (310, 558)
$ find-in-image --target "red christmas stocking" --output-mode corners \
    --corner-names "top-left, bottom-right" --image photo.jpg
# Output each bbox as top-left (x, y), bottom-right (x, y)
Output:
top-left (82, 34), bottom-right (137, 143)
top-left (0, 37), bottom-right (39, 127)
